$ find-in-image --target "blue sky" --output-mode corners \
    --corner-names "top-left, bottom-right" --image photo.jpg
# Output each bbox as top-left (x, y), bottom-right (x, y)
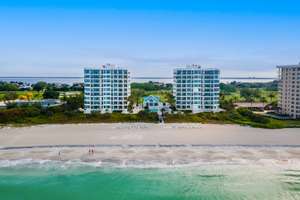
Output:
top-left (0, 0), bottom-right (300, 77)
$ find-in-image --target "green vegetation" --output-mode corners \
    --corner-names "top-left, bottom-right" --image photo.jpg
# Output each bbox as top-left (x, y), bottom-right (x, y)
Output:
top-left (220, 81), bottom-right (278, 104)
top-left (43, 89), bottom-right (60, 99)
top-left (128, 82), bottom-right (175, 111)
top-left (1, 105), bottom-right (299, 128)
top-left (0, 91), bottom-right (18, 101)
top-left (131, 82), bottom-right (172, 91)
top-left (32, 81), bottom-right (83, 92)
top-left (222, 89), bottom-right (277, 104)
top-left (0, 80), bottom-right (82, 101)
top-left (0, 105), bottom-right (158, 125)
top-left (0, 91), bottom-right (57, 101)
top-left (221, 81), bottom-right (278, 92)
top-left (0, 82), bottom-right (19, 91)
top-left (219, 81), bottom-right (279, 112)
top-left (165, 108), bottom-right (300, 129)
top-left (1, 80), bottom-right (300, 129)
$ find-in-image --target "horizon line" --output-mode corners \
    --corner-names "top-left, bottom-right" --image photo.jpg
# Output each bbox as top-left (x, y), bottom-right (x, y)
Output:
top-left (0, 76), bottom-right (277, 80)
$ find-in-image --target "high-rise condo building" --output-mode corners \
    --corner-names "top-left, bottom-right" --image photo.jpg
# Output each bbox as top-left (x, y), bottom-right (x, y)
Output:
top-left (277, 63), bottom-right (300, 119)
top-left (84, 64), bottom-right (130, 114)
top-left (173, 65), bottom-right (220, 113)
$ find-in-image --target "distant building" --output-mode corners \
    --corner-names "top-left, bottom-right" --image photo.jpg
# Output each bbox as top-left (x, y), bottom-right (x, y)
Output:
top-left (142, 95), bottom-right (172, 114)
top-left (277, 63), bottom-right (300, 119)
top-left (4, 99), bottom-right (63, 108)
top-left (0, 102), bottom-right (6, 109)
top-left (84, 64), bottom-right (130, 114)
top-left (143, 96), bottom-right (161, 112)
top-left (173, 65), bottom-right (220, 113)
top-left (40, 99), bottom-right (63, 108)
top-left (234, 102), bottom-right (266, 111)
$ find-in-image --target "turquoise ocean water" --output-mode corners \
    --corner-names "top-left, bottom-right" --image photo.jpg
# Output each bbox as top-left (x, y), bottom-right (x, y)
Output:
top-left (0, 160), bottom-right (299, 200)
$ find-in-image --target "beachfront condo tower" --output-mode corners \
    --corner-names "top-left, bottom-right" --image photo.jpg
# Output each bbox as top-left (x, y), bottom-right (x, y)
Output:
top-left (278, 63), bottom-right (300, 119)
top-left (84, 64), bottom-right (130, 114)
top-left (173, 64), bottom-right (220, 113)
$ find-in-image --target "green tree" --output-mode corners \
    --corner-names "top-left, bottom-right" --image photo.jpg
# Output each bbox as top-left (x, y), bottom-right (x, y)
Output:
top-left (64, 94), bottom-right (83, 110)
top-left (240, 88), bottom-right (260, 103)
top-left (131, 82), bottom-right (172, 91)
top-left (165, 92), bottom-right (175, 106)
top-left (232, 95), bottom-right (239, 103)
top-left (129, 89), bottom-right (146, 105)
top-left (260, 96), bottom-right (268, 106)
top-left (32, 81), bottom-right (48, 91)
top-left (268, 92), bottom-right (276, 103)
top-left (0, 82), bottom-right (19, 91)
top-left (220, 92), bottom-right (226, 101)
top-left (220, 83), bottom-right (237, 94)
top-left (4, 91), bottom-right (18, 101)
top-left (43, 89), bottom-right (59, 99)
top-left (220, 99), bottom-right (235, 111)
top-left (253, 89), bottom-right (262, 99)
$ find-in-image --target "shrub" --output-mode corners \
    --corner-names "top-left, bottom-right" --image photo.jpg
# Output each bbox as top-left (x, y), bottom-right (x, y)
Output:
top-left (237, 108), bottom-right (270, 124)
top-left (6, 102), bottom-right (18, 109)
top-left (64, 94), bottom-right (83, 111)
top-left (43, 89), bottom-right (59, 99)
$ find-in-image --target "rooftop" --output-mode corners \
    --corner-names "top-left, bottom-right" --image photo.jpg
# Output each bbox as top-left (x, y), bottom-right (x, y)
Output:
top-left (277, 62), bottom-right (300, 69)
top-left (143, 95), bottom-right (160, 101)
top-left (234, 102), bottom-right (265, 108)
top-left (85, 64), bottom-right (127, 70)
top-left (174, 64), bottom-right (219, 71)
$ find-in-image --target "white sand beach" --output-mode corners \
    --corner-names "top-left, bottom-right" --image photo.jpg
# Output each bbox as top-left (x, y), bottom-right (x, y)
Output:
top-left (0, 123), bottom-right (300, 163)
top-left (0, 123), bottom-right (300, 147)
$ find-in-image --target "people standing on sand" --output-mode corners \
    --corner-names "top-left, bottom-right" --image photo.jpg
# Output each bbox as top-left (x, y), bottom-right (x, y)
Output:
top-left (88, 148), bottom-right (95, 155)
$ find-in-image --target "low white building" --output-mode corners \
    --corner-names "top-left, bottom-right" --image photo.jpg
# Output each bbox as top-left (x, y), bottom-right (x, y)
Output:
top-left (0, 102), bottom-right (6, 109)
top-left (1, 99), bottom-right (63, 108)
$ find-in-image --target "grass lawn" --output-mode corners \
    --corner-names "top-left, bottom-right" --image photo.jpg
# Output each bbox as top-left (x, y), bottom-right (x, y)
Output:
top-left (224, 89), bottom-right (278, 103)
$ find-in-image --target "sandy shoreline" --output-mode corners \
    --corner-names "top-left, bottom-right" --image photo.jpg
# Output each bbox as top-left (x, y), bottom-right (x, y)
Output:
top-left (0, 123), bottom-right (300, 163)
top-left (1, 146), bottom-right (300, 167)
top-left (1, 123), bottom-right (300, 147)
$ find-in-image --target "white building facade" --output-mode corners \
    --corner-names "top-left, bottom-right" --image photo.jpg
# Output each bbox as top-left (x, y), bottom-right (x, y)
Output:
top-left (278, 63), bottom-right (300, 119)
top-left (84, 64), bottom-right (130, 114)
top-left (173, 65), bottom-right (220, 113)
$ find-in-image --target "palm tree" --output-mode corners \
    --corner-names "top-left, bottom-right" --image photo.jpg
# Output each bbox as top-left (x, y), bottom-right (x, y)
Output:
top-left (220, 92), bottom-right (225, 101)
top-left (268, 92), bottom-right (276, 103)
top-left (249, 96), bottom-right (255, 106)
top-left (232, 95), bottom-right (239, 103)
top-left (260, 96), bottom-right (267, 107)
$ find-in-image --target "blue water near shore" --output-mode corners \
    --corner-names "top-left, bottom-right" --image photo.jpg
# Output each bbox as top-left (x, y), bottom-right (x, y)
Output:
top-left (0, 160), bottom-right (299, 200)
